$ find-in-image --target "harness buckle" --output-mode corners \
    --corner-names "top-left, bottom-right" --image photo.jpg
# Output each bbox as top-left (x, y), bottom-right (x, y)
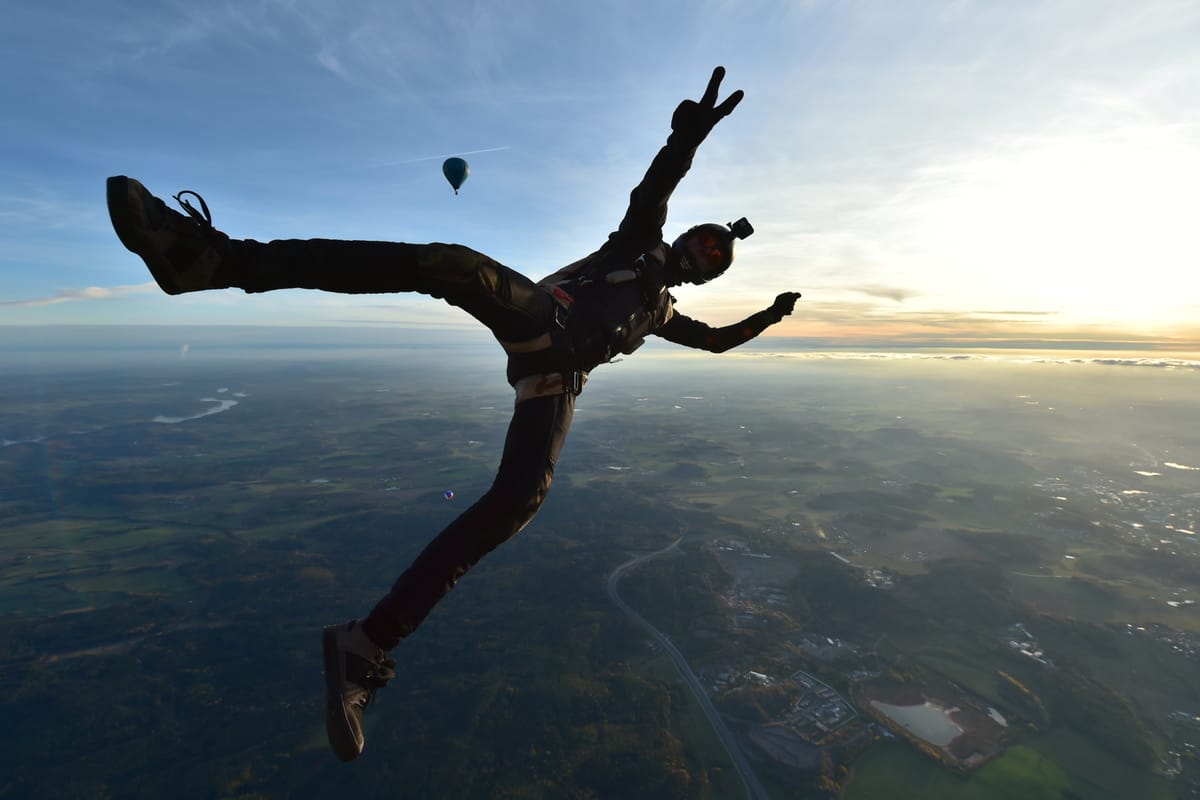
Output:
top-left (549, 286), bottom-right (574, 330)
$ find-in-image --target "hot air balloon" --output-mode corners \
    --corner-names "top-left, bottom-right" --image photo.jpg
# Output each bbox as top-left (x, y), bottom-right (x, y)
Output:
top-left (442, 157), bottom-right (469, 194)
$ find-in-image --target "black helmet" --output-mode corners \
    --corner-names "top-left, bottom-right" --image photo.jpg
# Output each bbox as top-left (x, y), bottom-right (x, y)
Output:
top-left (670, 217), bottom-right (753, 284)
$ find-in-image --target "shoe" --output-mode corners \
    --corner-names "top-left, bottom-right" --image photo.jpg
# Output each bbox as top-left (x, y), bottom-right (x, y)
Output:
top-left (106, 175), bottom-right (231, 295)
top-left (322, 620), bottom-right (396, 762)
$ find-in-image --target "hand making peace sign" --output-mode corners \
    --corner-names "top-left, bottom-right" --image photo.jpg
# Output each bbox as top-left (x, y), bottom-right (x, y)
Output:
top-left (671, 66), bottom-right (744, 142)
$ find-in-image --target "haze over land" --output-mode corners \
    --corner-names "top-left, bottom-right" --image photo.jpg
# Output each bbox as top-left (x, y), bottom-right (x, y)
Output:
top-left (1, 332), bottom-right (1197, 798)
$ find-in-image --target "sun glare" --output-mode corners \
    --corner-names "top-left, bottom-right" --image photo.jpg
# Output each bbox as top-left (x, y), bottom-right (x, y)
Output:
top-left (896, 127), bottom-right (1200, 335)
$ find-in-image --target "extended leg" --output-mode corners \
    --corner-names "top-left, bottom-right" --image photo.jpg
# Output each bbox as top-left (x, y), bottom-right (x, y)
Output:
top-left (232, 239), bottom-right (553, 343)
top-left (106, 176), bottom-right (553, 343)
top-left (361, 390), bottom-right (575, 650)
top-left (321, 391), bottom-right (573, 760)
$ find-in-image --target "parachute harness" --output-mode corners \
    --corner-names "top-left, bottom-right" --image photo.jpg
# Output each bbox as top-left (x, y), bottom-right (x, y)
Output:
top-left (549, 287), bottom-right (585, 396)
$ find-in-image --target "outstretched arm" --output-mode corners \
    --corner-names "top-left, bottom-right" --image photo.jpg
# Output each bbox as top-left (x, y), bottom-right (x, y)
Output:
top-left (613, 67), bottom-right (744, 250)
top-left (654, 292), bottom-right (801, 353)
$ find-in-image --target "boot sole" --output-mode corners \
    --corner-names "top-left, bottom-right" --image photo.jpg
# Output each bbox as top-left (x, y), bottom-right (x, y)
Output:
top-left (322, 627), bottom-right (363, 762)
top-left (105, 175), bottom-right (186, 296)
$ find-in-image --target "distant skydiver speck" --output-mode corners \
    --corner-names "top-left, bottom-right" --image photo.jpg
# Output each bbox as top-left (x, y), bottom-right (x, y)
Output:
top-left (105, 66), bottom-right (801, 762)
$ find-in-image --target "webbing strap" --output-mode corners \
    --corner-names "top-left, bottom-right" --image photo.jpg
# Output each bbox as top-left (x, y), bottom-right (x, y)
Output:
top-left (514, 372), bottom-right (587, 405)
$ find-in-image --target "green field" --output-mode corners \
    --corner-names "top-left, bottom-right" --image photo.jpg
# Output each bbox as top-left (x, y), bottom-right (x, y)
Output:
top-left (843, 737), bottom-right (1174, 800)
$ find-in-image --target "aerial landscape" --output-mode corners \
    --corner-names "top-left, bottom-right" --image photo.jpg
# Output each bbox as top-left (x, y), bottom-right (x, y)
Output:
top-left (1, 334), bottom-right (1196, 798)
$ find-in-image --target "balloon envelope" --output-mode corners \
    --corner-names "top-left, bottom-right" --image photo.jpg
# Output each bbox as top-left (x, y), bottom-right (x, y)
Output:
top-left (442, 158), bottom-right (469, 194)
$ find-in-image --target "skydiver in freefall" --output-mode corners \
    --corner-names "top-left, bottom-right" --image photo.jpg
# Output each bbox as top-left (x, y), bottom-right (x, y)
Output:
top-left (106, 66), bottom-right (801, 761)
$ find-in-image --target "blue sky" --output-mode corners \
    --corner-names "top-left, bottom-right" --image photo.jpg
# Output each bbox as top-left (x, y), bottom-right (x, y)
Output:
top-left (3, 0), bottom-right (1199, 346)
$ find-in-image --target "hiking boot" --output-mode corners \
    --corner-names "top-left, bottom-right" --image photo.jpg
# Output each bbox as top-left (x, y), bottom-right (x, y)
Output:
top-left (322, 620), bottom-right (396, 762)
top-left (106, 175), bottom-right (232, 295)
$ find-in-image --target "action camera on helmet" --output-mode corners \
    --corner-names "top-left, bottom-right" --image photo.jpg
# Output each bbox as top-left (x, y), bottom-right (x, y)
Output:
top-left (728, 217), bottom-right (753, 240)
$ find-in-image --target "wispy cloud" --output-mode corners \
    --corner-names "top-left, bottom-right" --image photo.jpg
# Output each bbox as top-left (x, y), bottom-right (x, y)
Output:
top-left (0, 193), bottom-right (100, 232)
top-left (735, 350), bottom-right (1200, 370)
top-left (361, 146), bottom-right (512, 168)
top-left (849, 284), bottom-right (915, 302)
top-left (314, 49), bottom-right (349, 80)
top-left (1, 283), bottom-right (158, 308)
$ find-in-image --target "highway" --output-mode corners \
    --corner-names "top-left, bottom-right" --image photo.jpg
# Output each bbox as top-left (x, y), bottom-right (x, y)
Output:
top-left (607, 538), bottom-right (770, 800)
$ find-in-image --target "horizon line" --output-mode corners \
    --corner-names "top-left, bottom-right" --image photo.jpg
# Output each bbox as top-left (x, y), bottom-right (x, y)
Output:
top-left (2, 324), bottom-right (1196, 355)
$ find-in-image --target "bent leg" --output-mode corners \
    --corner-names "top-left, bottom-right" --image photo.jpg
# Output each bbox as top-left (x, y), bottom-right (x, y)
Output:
top-left (362, 391), bottom-right (575, 650)
top-left (230, 239), bottom-right (553, 343)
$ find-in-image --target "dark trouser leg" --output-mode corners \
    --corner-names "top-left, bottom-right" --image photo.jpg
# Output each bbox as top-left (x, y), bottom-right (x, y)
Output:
top-left (361, 391), bottom-right (575, 650)
top-left (227, 238), bottom-right (553, 343)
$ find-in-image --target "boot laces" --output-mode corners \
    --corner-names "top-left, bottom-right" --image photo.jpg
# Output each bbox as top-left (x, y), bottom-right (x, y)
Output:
top-left (173, 190), bottom-right (213, 228)
top-left (349, 653), bottom-right (397, 709)
top-left (171, 190), bottom-right (230, 257)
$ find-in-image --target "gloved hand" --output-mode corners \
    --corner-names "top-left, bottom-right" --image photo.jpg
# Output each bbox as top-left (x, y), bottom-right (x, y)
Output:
top-left (769, 291), bottom-right (802, 321)
top-left (671, 66), bottom-right (744, 143)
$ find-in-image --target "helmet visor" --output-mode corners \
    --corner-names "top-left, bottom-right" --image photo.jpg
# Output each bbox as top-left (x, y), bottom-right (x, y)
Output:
top-left (686, 229), bottom-right (729, 282)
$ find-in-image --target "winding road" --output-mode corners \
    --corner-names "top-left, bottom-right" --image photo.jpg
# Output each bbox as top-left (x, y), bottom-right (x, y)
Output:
top-left (607, 537), bottom-right (770, 800)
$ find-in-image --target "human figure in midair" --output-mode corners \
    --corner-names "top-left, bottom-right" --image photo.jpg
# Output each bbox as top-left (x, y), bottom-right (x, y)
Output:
top-left (107, 66), bottom-right (801, 761)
